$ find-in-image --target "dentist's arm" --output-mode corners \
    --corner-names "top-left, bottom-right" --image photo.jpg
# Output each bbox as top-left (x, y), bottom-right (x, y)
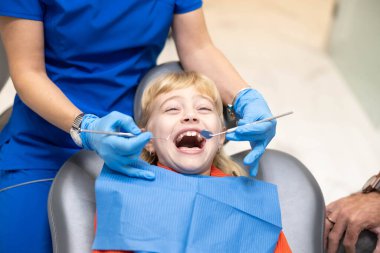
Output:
top-left (172, 9), bottom-right (276, 176)
top-left (0, 17), bottom-right (81, 132)
top-left (0, 17), bottom-right (154, 179)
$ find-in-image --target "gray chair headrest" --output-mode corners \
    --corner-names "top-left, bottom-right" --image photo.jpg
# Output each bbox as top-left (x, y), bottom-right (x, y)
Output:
top-left (133, 62), bottom-right (183, 123)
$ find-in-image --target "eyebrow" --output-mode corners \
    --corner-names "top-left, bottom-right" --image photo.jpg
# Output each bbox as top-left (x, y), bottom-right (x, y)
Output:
top-left (159, 95), bottom-right (182, 110)
top-left (159, 94), bottom-right (214, 109)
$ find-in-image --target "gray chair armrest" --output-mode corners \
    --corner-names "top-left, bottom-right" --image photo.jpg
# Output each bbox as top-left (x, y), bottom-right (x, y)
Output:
top-left (232, 149), bottom-right (325, 253)
top-left (337, 226), bottom-right (377, 252)
top-left (48, 150), bottom-right (103, 253)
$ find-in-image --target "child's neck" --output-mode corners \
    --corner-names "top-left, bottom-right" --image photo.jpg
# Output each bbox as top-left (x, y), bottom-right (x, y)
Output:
top-left (156, 162), bottom-right (229, 178)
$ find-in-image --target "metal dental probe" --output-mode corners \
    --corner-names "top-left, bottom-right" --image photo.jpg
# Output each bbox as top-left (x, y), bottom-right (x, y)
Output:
top-left (200, 111), bottom-right (294, 139)
top-left (79, 129), bottom-right (169, 140)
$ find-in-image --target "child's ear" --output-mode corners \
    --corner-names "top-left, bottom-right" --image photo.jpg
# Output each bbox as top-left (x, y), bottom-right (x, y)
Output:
top-left (219, 125), bottom-right (226, 147)
top-left (219, 134), bottom-right (225, 148)
top-left (144, 140), bottom-right (155, 154)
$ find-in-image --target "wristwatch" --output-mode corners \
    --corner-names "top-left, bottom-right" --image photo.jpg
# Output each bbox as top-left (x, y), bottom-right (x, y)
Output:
top-left (69, 113), bottom-right (84, 147)
top-left (362, 171), bottom-right (380, 193)
top-left (227, 87), bottom-right (252, 120)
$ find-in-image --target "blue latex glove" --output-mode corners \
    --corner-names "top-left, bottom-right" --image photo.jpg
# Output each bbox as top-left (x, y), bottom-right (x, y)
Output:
top-left (226, 89), bottom-right (276, 177)
top-left (80, 111), bottom-right (154, 180)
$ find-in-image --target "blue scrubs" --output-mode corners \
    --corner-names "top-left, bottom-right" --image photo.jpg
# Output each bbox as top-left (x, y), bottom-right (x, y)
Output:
top-left (0, 170), bottom-right (56, 253)
top-left (0, 0), bottom-right (202, 252)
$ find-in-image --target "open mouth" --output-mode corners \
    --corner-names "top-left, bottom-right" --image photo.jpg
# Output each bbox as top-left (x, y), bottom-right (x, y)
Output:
top-left (174, 130), bottom-right (206, 150)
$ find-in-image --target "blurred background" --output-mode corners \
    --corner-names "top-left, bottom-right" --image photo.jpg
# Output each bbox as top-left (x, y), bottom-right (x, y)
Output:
top-left (0, 0), bottom-right (379, 203)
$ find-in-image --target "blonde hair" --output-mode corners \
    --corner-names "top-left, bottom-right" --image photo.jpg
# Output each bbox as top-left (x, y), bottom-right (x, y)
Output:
top-left (138, 71), bottom-right (247, 176)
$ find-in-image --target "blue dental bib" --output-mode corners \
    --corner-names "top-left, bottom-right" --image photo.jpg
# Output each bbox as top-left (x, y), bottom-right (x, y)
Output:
top-left (93, 163), bottom-right (282, 253)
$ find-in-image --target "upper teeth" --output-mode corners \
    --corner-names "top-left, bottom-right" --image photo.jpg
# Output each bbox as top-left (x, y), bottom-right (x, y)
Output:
top-left (176, 131), bottom-right (203, 143)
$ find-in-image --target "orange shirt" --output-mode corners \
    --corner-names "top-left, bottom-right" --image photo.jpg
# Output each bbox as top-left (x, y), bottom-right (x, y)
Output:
top-left (93, 164), bottom-right (292, 253)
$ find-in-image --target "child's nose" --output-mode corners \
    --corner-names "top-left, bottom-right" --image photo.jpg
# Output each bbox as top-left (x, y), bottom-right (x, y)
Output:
top-left (181, 113), bottom-right (199, 123)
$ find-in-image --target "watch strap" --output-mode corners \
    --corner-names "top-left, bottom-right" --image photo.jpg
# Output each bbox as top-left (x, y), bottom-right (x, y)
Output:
top-left (70, 113), bottom-right (85, 147)
top-left (227, 87), bottom-right (252, 120)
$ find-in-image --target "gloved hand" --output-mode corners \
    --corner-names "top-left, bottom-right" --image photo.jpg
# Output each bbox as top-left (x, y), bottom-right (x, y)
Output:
top-left (80, 111), bottom-right (154, 180)
top-left (226, 88), bottom-right (276, 177)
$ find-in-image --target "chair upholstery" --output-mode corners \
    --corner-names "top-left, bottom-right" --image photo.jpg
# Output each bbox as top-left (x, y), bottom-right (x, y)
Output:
top-left (231, 149), bottom-right (325, 252)
top-left (338, 230), bottom-right (377, 253)
top-left (48, 150), bottom-right (103, 253)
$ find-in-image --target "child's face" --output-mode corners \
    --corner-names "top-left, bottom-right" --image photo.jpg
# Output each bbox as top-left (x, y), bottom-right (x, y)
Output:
top-left (146, 87), bottom-right (225, 175)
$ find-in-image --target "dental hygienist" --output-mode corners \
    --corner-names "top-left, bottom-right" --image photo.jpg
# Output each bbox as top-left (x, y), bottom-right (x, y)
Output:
top-left (0, 1), bottom-right (276, 252)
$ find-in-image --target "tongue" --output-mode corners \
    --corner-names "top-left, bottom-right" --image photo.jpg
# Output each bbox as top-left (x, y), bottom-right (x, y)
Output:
top-left (178, 147), bottom-right (201, 151)
top-left (176, 135), bottom-right (201, 148)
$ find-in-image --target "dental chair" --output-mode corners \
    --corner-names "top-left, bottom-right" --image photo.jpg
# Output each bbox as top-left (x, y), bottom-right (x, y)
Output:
top-left (43, 62), bottom-right (375, 253)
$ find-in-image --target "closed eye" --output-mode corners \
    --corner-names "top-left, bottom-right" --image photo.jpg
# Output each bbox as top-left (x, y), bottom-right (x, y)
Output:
top-left (165, 107), bottom-right (179, 112)
top-left (198, 107), bottom-right (213, 112)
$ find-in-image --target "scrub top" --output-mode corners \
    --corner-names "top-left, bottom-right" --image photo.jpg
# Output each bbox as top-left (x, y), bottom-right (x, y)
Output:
top-left (0, 0), bottom-right (202, 170)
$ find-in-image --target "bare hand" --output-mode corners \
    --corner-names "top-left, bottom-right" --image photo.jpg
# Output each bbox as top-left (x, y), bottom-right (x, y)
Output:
top-left (324, 192), bottom-right (380, 253)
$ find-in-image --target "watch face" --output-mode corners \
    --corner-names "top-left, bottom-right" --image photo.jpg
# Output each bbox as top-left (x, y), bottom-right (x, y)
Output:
top-left (362, 174), bottom-right (380, 193)
top-left (374, 176), bottom-right (380, 191)
top-left (362, 176), bottom-right (376, 192)
top-left (70, 127), bottom-right (83, 147)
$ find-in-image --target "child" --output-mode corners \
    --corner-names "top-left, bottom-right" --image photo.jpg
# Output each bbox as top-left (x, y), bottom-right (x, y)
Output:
top-left (93, 72), bottom-right (291, 252)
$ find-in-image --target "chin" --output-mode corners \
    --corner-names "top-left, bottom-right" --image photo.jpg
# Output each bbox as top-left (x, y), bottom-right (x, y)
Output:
top-left (173, 162), bottom-right (208, 175)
